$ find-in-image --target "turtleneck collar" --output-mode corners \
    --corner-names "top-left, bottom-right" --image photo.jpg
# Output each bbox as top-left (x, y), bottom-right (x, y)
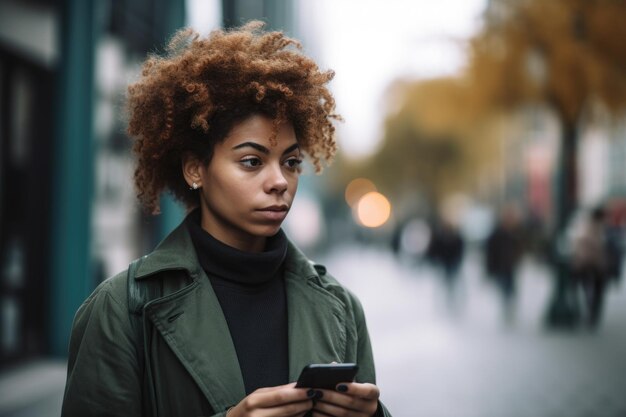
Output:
top-left (186, 209), bottom-right (288, 284)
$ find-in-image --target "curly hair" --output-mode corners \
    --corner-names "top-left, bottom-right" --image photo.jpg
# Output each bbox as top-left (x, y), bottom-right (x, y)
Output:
top-left (127, 21), bottom-right (341, 214)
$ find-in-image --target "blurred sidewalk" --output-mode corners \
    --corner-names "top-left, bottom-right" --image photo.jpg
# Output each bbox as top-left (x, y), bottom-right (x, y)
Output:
top-left (0, 360), bottom-right (65, 417)
top-left (321, 244), bottom-right (626, 417)
top-left (2, 244), bottom-right (625, 417)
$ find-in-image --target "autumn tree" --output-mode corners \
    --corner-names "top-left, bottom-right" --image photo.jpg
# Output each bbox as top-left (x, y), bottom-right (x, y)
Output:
top-left (469, 0), bottom-right (626, 231)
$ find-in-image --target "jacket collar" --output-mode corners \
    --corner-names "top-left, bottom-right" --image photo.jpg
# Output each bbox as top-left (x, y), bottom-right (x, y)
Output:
top-left (134, 218), bottom-right (203, 280)
top-left (139, 219), bottom-right (348, 411)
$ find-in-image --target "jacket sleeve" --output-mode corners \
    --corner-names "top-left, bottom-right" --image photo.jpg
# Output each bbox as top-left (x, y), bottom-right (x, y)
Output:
top-left (61, 275), bottom-right (142, 417)
top-left (348, 291), bottom-right (393, 417)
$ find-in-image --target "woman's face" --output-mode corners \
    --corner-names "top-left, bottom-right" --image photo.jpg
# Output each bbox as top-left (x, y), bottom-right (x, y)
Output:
top-left (195, 114), bottom-right (301, 252)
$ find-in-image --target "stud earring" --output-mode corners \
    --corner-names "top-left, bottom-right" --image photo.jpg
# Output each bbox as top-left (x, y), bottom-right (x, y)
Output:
top-left (190, 182), bottom-right (199, 190)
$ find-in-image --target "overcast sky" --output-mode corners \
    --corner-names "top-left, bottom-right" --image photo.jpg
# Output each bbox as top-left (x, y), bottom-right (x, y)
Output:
top-left (297, 0), bottom-right (487, 159)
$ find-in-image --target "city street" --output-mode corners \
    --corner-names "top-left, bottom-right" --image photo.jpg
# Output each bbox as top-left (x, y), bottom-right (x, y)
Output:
top-left (2, 245), bottom-right (626, 417)
top-left (321, 245), bottom-right (626, 417)
top-left (3, 1), bottom-right (626, 416)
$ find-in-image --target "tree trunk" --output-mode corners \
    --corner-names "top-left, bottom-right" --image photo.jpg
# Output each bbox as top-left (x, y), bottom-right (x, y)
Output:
top-left (556, 121), bottom-right (579, 232)
top-left (545, 119), bottom-right (581, 328)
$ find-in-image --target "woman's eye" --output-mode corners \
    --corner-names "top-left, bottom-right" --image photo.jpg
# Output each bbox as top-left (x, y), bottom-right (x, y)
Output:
top-left (240, 158), bottom-right (262, 168)
top-left (284, 158), bottom-right (302, 169)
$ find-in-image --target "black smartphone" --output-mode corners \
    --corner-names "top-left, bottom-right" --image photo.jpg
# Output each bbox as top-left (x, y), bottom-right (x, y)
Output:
top-left (295, 363), bottom-right (358, 390)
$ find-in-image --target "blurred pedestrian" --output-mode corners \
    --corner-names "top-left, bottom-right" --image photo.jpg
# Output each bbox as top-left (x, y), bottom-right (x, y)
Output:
top-left (390, 219), bottom-right (404, 257)
top-left (570, 206), bottom-right (612, 328)
top-left (605, 201), bottom-right (625, 286)
top-left (61, 22), bottom-right (389, 417)
top-left (427, 219), bottom-right (465, 310)
top-left (485, 205), bottom-right (525, 323)
top-left (525, 209), bottom-right (551, 262)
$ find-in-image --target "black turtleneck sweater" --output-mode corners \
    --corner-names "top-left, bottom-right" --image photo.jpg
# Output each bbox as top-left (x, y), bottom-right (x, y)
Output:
top-left (186, 212), bottom-right (289, 394)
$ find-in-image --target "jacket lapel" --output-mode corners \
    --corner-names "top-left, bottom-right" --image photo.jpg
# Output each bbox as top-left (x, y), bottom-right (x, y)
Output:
top-left (145, 269), bottom-right (245, 411)
top-left (284, 244), bottom-right (348, 382)
top-left (135, 218), bottom-right (245, 411)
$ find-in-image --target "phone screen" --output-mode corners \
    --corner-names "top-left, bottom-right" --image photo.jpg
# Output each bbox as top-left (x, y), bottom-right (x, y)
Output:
top-left (295, 363), bottom-right (358, 390)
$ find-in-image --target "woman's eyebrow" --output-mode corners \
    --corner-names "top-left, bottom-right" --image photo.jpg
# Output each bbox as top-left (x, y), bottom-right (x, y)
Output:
top-left (232, 142), bottom-right (269, 154)
top-left (282, 143), bottom-right (300, 155)
top-left (232, 142), bottom-right (300, 155)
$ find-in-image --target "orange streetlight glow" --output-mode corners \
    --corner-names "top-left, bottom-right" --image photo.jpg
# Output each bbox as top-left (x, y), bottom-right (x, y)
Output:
top-left (356, 192), bottom-right (391, 228)
top-left (345, 178), bottom-right (377, 207)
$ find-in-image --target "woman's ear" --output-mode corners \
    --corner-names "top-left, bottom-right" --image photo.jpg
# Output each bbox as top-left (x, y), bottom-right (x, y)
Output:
top-left (181, 153), bottom-right (204, 189)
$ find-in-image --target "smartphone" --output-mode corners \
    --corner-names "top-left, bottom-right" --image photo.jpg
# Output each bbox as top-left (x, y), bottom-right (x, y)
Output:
top-left (295, 363), bottom-right (358, 390)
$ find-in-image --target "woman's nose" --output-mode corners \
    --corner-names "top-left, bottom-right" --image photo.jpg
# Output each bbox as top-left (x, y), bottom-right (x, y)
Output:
top-left (265, 164), bottom-right (289, 194)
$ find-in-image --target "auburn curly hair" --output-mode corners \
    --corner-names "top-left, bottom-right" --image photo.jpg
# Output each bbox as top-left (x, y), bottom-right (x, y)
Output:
top-left (127, 21), bottom-right (341, 214)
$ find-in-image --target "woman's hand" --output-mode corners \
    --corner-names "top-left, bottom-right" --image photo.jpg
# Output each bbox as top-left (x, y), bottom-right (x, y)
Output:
top-left (227, 382), bottom-right (314, 417)
top-left (311, 382), bottom-right (380, 417)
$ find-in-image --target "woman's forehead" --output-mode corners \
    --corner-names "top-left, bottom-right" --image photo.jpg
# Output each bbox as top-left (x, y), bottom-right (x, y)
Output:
top-left (224, 114), bottom-right (297, 148)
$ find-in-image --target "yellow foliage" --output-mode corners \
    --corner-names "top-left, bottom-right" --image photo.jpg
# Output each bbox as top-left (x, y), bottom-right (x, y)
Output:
top-left (469, 0), bottom-right (626, 124)
top-left (356, 77), bottom-right (505, 207)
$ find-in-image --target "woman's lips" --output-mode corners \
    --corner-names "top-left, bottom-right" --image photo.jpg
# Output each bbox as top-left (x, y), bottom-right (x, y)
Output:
top-left (256, 205), bottom-right (289, 221)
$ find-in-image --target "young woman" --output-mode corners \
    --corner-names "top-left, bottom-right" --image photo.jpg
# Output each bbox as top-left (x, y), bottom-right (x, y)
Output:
top-left (62, 22), bottom-right (391, 417)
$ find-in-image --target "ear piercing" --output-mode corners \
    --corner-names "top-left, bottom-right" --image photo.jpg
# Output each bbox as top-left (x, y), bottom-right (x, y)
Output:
top-left (190, 182), bottom-right (199, 190)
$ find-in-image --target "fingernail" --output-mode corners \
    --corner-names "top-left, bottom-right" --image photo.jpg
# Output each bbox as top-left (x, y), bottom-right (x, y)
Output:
top-left (336, 384), bottom-right (348, 392)
top-left (314, 390), bottom-right (324, 400)
top-left (307, 389), bottom-right (316, 398)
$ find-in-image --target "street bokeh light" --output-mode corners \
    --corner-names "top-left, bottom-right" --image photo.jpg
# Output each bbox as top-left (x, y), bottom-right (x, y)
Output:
top-left (355, 191), bottom-right (392, 228)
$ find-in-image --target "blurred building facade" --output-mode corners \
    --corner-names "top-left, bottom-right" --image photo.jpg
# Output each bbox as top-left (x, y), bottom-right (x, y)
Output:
top-left (0, 0), bottom-right (59, 367)
top-left (0, 0), bottom-right (297, 368)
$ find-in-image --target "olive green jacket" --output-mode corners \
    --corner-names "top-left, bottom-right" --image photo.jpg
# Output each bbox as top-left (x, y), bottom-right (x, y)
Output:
top-left (61, 221), bottom-right (391, 417)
